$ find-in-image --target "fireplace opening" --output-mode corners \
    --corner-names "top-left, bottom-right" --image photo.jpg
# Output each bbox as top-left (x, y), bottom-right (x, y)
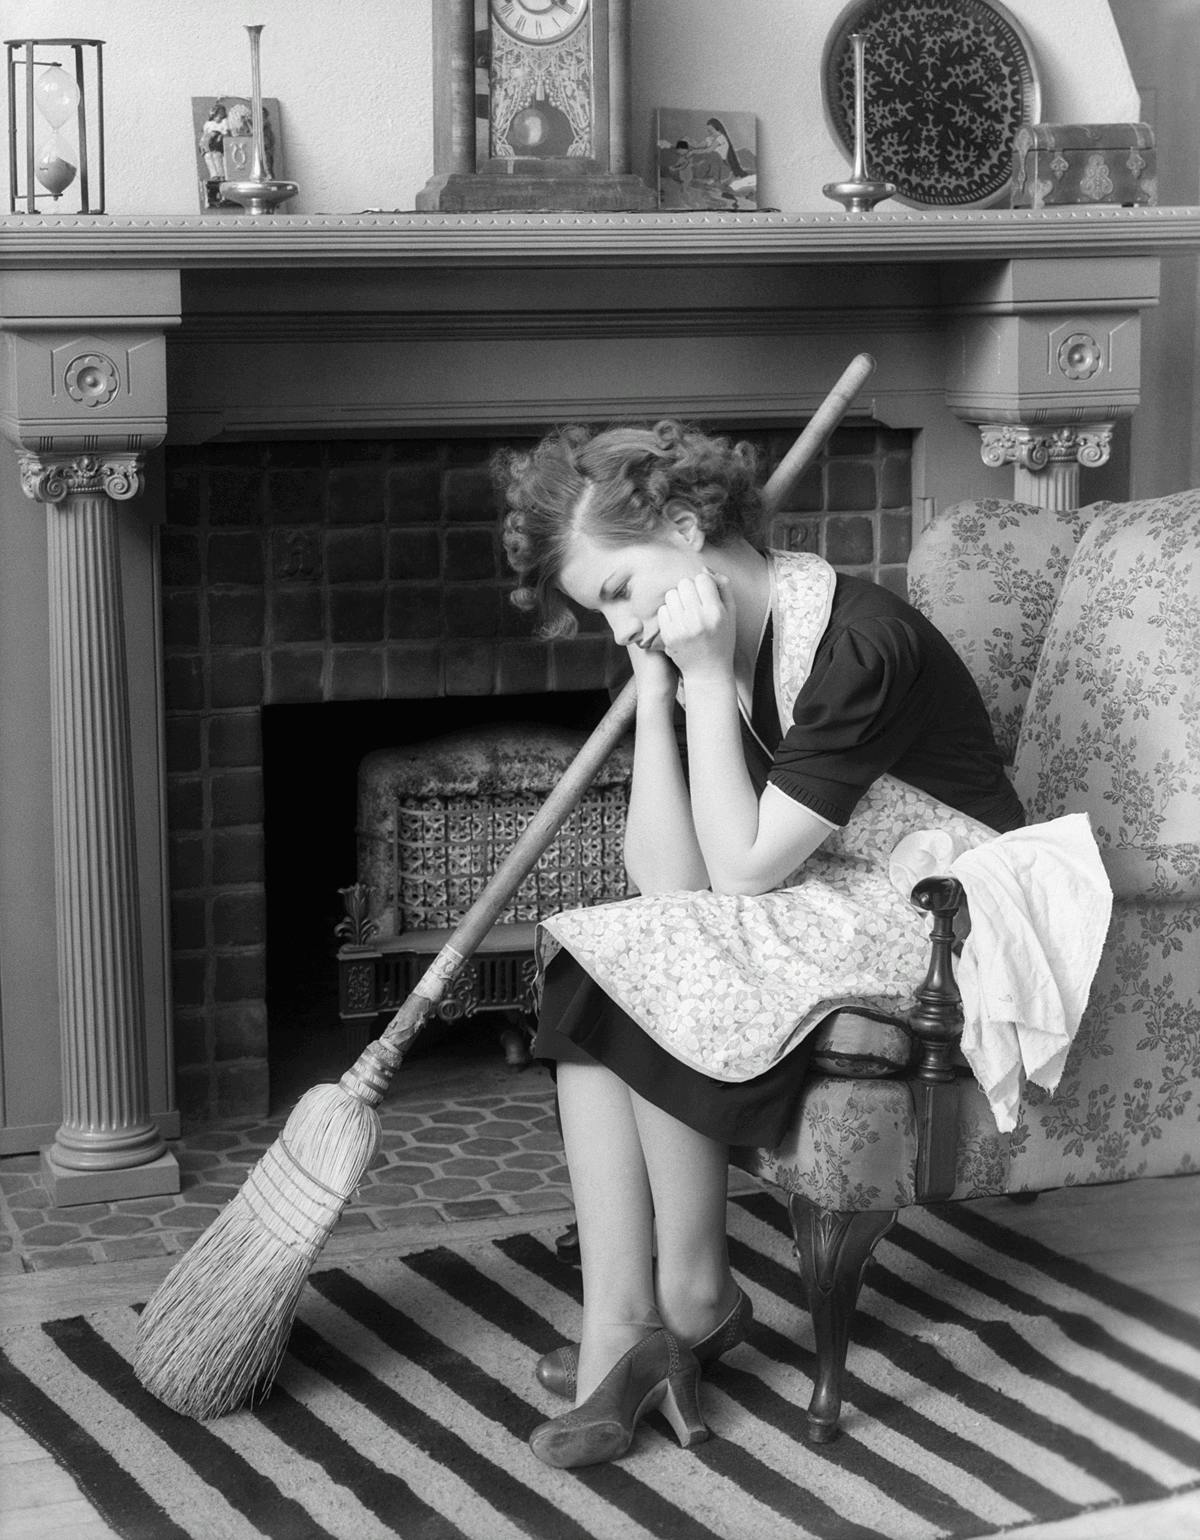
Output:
top-left (262, 690), bottom-right (615, 1104)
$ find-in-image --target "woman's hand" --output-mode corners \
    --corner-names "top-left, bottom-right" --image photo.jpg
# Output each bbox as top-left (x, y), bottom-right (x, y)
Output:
top-left (657, 570), bottom-right (736, 682)
top-left (626, 641), bottom-right (678, 707)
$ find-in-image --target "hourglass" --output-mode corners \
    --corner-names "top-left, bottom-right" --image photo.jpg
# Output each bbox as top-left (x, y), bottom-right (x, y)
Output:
top-left (5, 38), bottom-right (106, 213)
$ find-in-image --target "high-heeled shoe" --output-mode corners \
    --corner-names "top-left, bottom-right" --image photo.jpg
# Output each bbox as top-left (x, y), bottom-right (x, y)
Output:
top-left (536, 1287), bottom-right (753, 1399)
top-left (528, 1328), bottom-right (708, 1469)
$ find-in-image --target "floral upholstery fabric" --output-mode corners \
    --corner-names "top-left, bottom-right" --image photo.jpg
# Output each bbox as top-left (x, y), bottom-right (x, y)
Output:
top-left (906, 498), bottom-right (1088, 761)
top-left (1011, 492), bottom-right (1200, 881)
top-left (950, 897), bottom-right (1200, 1197)
top-left (738, 1079), bottom-right (919, 1211)
top-left (749, 490), bottom-right (1200, 1212)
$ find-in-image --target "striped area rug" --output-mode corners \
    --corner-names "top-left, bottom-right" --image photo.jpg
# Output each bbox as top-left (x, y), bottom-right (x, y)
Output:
top-left (3, 1192), bottom-right (1199, 1540)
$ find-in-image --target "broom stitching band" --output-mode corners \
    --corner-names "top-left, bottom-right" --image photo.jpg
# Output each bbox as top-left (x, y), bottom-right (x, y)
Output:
top-left (242, 1139), bottom-right (351, 1257)
top-left (245, 1145), bottom-right (343, 1230)
top-left (244, 1173), bottom-right (339, 1259)
top-left (277, 1136), bottom-right (355, 1202)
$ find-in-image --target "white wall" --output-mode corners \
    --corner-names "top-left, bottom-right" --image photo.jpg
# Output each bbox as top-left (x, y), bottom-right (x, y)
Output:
top-left (1109, 0), bottom-right (1200, 497)
top-left (1, 0), bottom-right (1138, 217)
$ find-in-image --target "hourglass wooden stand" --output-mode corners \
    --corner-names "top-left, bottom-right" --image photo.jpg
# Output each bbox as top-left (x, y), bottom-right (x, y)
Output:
top-left (5, 37), bottom-right (105, 214)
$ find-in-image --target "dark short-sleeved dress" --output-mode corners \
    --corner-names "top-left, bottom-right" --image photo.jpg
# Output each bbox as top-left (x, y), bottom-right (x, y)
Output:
top-left (533, 570), bottom-right (1025, 1148)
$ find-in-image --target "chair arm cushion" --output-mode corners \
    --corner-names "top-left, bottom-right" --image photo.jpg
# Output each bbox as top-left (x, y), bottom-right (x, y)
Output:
top-left (1100, 843), bottom-right (1200, 902)
top-left (808, 1010), bottom-right (914, 1078)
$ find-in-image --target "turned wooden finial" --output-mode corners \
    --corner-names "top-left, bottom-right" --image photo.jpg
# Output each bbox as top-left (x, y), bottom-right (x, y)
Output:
top-left (908, 875), bottom-right (965, 1084)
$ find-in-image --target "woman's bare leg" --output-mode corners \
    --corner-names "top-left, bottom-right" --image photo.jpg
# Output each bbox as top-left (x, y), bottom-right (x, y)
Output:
top-left (628, 1090), bottom-right (739, 1343)
top-left (556, 1060), bottom-right (660, 1401)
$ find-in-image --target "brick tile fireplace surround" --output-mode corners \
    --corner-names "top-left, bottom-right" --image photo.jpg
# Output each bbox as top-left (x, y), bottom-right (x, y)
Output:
top-left (3, 207), bottom-right (1194, 1192)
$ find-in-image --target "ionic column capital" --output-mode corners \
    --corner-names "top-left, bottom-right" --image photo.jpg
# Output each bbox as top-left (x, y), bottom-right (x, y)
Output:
top-left (978, 422), bottom-right (1114, 472)
top-left (18, 451), bottom-right (147, 505)
top-left (977, 422), bottom-right (1114, 511)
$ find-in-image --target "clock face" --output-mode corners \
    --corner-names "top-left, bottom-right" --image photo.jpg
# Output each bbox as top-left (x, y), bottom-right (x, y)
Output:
top-left (490, 0), bottom-right (589, 46)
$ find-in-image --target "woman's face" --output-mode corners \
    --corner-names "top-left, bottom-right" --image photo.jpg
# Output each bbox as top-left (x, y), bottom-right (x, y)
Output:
top-left (557, 518), bottom-right (706, 650)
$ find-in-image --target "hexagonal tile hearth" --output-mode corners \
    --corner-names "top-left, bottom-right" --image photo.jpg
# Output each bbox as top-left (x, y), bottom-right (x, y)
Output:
top-left (0, 1072), bottom-right (571, 1273)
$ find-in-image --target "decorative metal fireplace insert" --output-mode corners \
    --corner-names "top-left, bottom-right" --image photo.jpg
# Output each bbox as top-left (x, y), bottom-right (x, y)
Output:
top-left (336, 722), bottom-right (633, 1054)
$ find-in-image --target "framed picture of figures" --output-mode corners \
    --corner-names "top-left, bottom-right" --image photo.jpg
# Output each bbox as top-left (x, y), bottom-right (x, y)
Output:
top-left (191, 95), bottom-right (285, 212)
top-left (655, 108), bottom-right (758, 210)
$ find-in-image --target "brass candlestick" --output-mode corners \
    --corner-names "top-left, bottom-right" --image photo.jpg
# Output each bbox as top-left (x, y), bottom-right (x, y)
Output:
top-left (219, 23), bottom-right (297, 214)
top-left (824, 33), bottom-right (896, 214)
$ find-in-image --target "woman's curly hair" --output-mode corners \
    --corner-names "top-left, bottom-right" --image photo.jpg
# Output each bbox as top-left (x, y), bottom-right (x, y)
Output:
top-left (494, 420), bottom-right (763, 637)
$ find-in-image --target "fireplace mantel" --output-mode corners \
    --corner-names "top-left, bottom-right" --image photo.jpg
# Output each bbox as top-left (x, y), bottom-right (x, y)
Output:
top-left (7, 206), bottom-right (1198, 475)
top-left (3, 204), bottom-right (1200, 1169)
top-left (4, 206), bottom-right (1200, 269)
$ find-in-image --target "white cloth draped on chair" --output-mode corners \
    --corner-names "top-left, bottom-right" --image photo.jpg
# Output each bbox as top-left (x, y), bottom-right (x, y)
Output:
top-left (890, 815), bottom-right (1113, 1131)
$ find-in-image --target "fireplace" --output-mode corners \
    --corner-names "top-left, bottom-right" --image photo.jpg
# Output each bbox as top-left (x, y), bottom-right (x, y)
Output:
top-left (2, 208), bottom-right (1187, 1168)
top-left (162, 421), bottom-right (914, 1120)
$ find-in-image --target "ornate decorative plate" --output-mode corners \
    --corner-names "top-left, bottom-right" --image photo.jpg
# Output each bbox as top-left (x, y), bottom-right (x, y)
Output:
top-left (822, 0), bottom-right (1041, 208)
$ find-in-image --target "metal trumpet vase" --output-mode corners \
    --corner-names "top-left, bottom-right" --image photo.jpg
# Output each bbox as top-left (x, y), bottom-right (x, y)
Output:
top-left (218, 23), bottom-right (298, 216)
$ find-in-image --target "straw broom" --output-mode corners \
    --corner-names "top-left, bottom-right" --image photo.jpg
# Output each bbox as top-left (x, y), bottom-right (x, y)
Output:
top-left (133, 352), bottom-right (877, 1420)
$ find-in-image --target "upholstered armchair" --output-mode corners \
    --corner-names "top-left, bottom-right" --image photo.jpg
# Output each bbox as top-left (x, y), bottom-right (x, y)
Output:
top-left (734, 488), bottom-right (1200, 1443)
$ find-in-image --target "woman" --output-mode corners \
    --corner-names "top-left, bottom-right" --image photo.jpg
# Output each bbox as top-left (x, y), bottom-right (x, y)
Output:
top-left (690, 117), bottom-right (755, 206)
top-left (497, 421), bottom-right (1023, 1469)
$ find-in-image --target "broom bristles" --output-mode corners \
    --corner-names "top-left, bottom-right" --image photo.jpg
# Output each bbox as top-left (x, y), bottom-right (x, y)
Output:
top-left (134, 1077), bottom-right (383, 1419)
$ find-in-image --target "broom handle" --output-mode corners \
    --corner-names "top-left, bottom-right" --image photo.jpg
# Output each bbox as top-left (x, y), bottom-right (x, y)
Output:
top-left (381, 351), bottom-right (876, 1047)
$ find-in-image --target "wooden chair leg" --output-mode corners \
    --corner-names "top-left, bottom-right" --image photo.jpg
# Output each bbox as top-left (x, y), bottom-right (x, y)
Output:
top-left (788, 1193), bottom-right (896, 1443)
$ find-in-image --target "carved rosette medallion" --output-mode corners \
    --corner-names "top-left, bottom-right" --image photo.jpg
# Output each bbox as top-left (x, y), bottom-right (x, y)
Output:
top-left (18, 452), bottom-right (144, 504)
top-left (64, 352), bottom-right (121, 407)
top-left (1057, 332), bottom-right (1103, 381)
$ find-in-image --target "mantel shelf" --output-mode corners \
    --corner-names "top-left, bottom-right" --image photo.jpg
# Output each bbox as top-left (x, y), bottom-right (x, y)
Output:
top-left (3, 206), bottom-right (1200, 271)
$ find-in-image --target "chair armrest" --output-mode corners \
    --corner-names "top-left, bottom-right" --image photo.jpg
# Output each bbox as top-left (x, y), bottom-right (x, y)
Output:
top-left (908, 876), bottom-right (967, 1202)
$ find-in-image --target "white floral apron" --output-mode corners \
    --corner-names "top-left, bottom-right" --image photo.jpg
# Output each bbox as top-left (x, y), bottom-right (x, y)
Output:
top-left (537, 551), bottom-right (994, 1083)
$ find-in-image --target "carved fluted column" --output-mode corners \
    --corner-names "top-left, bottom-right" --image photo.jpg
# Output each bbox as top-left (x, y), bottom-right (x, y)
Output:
top-left (21, 451), bottom-right (179, 1203)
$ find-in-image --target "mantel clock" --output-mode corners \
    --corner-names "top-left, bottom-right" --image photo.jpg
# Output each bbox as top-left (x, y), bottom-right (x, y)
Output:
top-left (417, 0), bottom-right (655, 212)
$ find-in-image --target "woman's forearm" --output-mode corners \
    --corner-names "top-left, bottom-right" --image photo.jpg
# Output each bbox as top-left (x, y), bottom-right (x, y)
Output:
top-left (682, 670), bottom-right (831, 893)
top-left (681, 673), bottom-right (764, 892)
top-left (623, 698), bottom-right (710, 894)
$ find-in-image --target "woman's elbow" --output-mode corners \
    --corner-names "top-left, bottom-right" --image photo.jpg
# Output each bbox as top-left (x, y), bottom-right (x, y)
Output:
top-left (708, 847), bottom-right (805, 896)
top-left (709, 869), bottom-right (774, 898)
